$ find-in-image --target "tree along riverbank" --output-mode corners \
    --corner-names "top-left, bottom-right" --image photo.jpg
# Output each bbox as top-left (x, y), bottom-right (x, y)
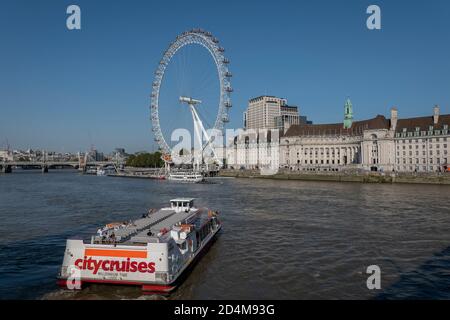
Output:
top-left (219, 169), bottom-right (450, 185)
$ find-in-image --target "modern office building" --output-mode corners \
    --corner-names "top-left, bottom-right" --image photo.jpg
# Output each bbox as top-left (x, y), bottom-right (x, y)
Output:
top-left (244, 96), bottom-right (304, 131)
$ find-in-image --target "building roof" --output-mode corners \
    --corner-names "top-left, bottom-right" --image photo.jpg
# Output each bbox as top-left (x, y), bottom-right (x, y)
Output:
top-left (248, 95), bottom-right (285, 103)
top-left (395, 114), bottom-right (450, 132)
top-left (171, 198), bottom-right (195, 202)
top-left (281, 105), bottom-right (298, 111)
top-left (284, 115), bottom-right (390, 137)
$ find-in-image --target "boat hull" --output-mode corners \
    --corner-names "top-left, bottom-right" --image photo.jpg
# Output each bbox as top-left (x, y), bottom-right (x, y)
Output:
top-left (57, 225), bottom-right (221, 294)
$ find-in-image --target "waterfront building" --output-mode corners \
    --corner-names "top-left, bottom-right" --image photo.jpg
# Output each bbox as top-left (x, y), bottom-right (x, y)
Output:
top-left (228, 99), bottom-right (449, 173)
top-left (227, 128), bottom-right (280, 170)
top-left (280, 103), bottom-right (449, 173)
top-left (392, 106), bottom-right (449, 172)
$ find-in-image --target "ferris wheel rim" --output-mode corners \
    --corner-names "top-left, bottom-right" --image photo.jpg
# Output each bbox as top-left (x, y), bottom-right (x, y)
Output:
top-left (150, 29), bottom-right (232, 155)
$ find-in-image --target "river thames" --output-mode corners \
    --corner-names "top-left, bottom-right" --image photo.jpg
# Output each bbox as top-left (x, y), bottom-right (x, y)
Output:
top-left (0, 170), bottom-right (450, 300)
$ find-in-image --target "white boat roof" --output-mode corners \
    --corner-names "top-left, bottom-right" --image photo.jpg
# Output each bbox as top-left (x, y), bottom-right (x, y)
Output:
top-left (171, 198), bottom-right (195, 202)
top-left (93, 207), bottom-right (201, 244)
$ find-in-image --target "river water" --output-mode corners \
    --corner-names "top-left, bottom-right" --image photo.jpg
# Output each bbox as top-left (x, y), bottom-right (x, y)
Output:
top-left (0, 170), bottom-right (449, 300)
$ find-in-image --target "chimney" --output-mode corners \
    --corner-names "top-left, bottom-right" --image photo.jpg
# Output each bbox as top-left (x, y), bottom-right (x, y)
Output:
top-left (390, 107), bottom-right (398, 131)
top-left (433, 105), bottom-right (440, 125)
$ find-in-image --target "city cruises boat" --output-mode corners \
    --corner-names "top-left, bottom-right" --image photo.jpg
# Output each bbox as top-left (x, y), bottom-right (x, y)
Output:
top-left (168, 171), bottom-right (204, 183)
top-left (57, 198), bottom-right (221, 294)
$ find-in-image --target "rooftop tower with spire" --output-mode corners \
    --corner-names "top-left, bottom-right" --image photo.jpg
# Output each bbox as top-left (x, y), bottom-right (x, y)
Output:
top-left (343, 98), bottom-right (353, 129)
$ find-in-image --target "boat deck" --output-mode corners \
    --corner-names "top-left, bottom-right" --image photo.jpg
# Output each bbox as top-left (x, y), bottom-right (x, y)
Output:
top-left (92, 208), bottom-right (199, 245)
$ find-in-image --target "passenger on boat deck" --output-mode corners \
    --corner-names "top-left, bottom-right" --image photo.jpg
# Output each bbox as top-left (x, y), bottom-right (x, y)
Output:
top-left (97, 228), bottom-right (103, 236)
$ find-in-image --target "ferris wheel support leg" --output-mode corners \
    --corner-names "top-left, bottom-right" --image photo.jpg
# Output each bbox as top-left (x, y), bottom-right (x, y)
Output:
top-left (190, 104), bottom-right (222, 167)
top-left (190, 105), bottom-right (204, 172)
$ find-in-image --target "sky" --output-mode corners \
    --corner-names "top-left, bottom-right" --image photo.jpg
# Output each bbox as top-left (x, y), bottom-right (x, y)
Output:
top-left (0, 0), bottom-right (449, 153)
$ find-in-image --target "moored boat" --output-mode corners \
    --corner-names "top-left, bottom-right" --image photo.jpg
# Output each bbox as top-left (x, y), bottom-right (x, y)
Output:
top-left (57, 198), bottom-right (221, 294)
top-left (168, 171), bottom-right (204, 183)
top-left (96, 167), bottom-right (116, 176)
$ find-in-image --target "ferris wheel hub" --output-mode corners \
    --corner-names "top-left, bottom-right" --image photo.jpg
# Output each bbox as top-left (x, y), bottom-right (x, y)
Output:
top-left (179, 96), bottom-right (202, 106)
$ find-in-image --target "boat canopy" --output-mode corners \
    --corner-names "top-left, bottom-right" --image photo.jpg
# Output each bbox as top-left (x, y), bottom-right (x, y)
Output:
top-left (170, 198), bottom-right (195, 211)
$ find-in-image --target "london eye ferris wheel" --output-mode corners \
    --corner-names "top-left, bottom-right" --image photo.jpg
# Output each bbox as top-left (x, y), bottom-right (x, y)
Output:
top-left (150, 29), bottom-right (233, 165)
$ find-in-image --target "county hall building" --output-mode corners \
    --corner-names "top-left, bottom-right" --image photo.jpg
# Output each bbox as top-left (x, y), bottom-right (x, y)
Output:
top-left (280, 101), bottom-right (449, 173)
top-left (230, 96), bottom-right (449, 173)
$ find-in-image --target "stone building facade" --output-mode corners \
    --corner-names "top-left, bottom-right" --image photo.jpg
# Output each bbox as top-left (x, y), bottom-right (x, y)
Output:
top-left (280, 104), bottom-right (449, 173)
top-left (392, 106), bottom-right (449, 172)
top-left (226, 129), bottom-right (280, 171)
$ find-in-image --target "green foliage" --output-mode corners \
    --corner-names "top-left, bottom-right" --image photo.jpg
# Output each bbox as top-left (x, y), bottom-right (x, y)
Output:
top-left (126, 152), bottom-right (163, 168)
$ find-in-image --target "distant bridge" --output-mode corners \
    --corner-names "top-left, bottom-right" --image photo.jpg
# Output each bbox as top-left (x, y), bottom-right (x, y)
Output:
top-left (0, 161), bottom-right (116, 173)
